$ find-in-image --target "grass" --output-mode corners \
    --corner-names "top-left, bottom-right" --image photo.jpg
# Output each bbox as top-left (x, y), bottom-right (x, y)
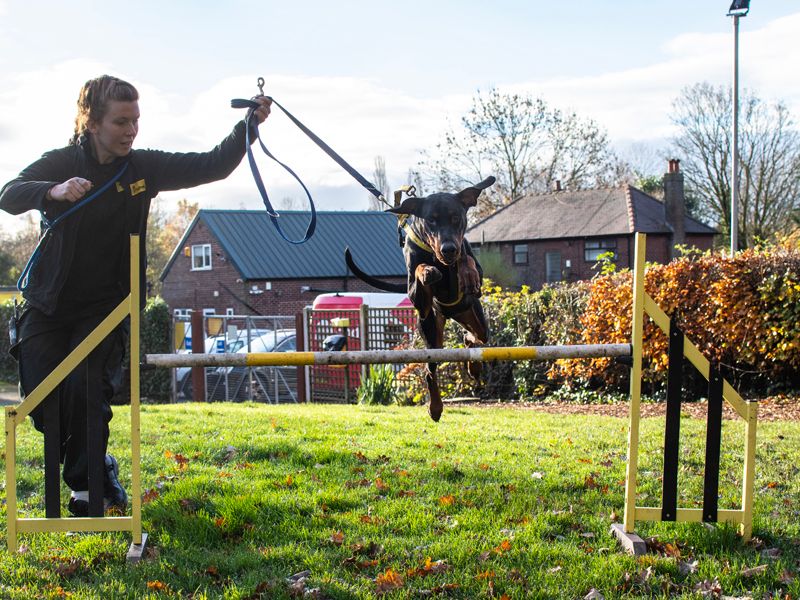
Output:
top-left (1, 402), bottom-right (799, 599)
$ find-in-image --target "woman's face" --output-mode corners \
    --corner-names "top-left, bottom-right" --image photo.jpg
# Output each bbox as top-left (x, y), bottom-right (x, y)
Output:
top-left (88, 100), bottom-right (139, 164)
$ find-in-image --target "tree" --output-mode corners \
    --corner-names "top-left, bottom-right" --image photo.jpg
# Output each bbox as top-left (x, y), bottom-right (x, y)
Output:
top-left (146, 198), bottom-right (199, 296)
top-left (367, 156), bottom-right (389, 210)
top-left (671, 82), bottom-right (800, 249)
top-left (0, 215), bottom-right (40, 285)
top-left (416, 88), bottom-right (620, 220)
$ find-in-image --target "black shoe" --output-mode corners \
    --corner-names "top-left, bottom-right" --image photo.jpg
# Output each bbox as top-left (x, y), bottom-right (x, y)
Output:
top-left (103, 454), bottom-right (128, 511)
top-left (67, 497), bottom-right (89, 517)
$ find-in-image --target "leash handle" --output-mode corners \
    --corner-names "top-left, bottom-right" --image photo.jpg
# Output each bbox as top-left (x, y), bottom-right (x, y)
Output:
top-left (17, 162), bottom-right (129, 291)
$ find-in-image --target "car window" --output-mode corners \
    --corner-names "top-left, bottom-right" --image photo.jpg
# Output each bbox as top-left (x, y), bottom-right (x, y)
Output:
top-left (275, 336), bottom-right (296, 352)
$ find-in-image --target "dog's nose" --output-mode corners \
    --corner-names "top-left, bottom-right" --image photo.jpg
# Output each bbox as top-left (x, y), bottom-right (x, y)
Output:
top-left (440, 242), bottom-right (458, 263)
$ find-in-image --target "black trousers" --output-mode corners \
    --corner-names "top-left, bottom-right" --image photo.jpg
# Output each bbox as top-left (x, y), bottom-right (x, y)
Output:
top-left (16, 307), bottom-right (127, 492)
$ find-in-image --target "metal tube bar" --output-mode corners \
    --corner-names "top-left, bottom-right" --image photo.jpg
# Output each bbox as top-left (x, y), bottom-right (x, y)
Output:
top-left (145, 343), bottom-right (632, 369)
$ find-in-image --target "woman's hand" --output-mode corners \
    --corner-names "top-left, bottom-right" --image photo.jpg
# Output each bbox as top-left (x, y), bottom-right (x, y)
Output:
top-left (250, 95), bottom-right (272, 124)
top-left (47, 178), bottom-right (93, 202)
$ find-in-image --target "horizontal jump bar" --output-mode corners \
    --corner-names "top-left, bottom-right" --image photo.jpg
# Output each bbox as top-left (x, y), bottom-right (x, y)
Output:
top-left (144, 344), bottom-right (631, 368)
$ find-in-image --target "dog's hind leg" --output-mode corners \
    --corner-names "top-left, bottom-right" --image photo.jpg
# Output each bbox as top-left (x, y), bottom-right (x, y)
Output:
top-left (418, 310), bottom-right (446, 422)
top-left (453, 301), bottom-right (489, 382)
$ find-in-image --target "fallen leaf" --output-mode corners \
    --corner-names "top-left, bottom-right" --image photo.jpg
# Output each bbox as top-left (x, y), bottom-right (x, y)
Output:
top-left (678, 559), bottom-right (698, 576)
top-left (584, 589), bottom-right (604, 599)
top-left (329, 530), bottom-right (344, 546)
top-left (374, 478), bottom-right (390, 492)
top-left (438, 495), bottom-right (455, 506)
top-left (375, 568), bottom-right (404, 594)
top-left (142, 488), bottom-right (159, 504)
top-left (146, 580), bottom-right (169, 591)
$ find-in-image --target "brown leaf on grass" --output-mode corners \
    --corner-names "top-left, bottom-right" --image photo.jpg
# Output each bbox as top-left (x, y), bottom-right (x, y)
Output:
top-left (374, 478), bottom-right (390, 492)
top-left (354, 451), bottom-right (369, 463)
top-left (478, 551), bottom-right (492, 562)
top-left (375, 568), bottom-right (404, 594)
top-left (438, 495), bottom-right (455, 506)
top-left (329, 530), bottom-right (344, 546)
top-left (54, 557), bottom-right (84, 578)
top-left (479, 463), bottom-right (490, 470)
top-left (164, 450), bottom-right (189, 470)
top-left (146, 580), bottom-right (169, 591)
top-left (492, 539), bottom-right (512, 556)
top-left (235, 462), bottom-right (254, 470)
top-left (350, 541), bottom-right (383, 557)
top-left (142, 488), bottom-right (159, 504)
top-left (359, 514), bottom-right (386, 525)
top-left (214, 517), bottom-right (227, 529)
top-left (476, 569), bottom-right (495, 580)
top-left (408, 557), bottom-right (451, 578)
top-left (344, 478), bottom-right (371, 488)
top-left (393, 468), bottom-right (411, 477)
top-left (678, 559), bottom-right (698, 576)
top-left (217, 471), bottom-right (233, 478)
top-left (779, 569), bottom-right (795, 585)
top-left (205, 565), bottom-right (220, 579)
top-left (398, 490), bottom-right (416, 497)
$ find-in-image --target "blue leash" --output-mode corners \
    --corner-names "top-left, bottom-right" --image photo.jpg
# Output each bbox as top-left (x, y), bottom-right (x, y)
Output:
top-left (231, 77), bottom-right (387, 244)
top-left (17, 162), bottom-right (129, 291)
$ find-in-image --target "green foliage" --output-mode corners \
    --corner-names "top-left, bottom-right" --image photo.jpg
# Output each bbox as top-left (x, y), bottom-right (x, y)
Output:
top-left (0, 300), bottom-right (17, 382)
top-left (139, 296), bottom-right (172, 401)
top-left (357, 364), bottom-right (397, 406)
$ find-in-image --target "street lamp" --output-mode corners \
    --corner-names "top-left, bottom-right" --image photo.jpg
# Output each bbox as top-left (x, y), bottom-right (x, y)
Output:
top-left (727, 0), bottom-right (750, 254)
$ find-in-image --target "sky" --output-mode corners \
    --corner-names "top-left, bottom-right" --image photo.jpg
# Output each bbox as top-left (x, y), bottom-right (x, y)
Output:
top-left (2, 0), bottom-right (799, 234)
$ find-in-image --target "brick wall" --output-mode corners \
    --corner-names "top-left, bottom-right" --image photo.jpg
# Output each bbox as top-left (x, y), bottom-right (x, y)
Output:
top-left (160, 221), bottom-right (407, 316)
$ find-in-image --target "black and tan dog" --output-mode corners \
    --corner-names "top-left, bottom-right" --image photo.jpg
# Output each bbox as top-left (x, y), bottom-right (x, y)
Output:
top-left (345, 176), bottom-right (495, 421)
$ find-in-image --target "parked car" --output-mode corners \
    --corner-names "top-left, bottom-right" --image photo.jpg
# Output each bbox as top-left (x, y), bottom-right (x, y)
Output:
top-left (175, 329), bottom-right (272, 400)
top-left (206, 330), bottom-right (298, 402)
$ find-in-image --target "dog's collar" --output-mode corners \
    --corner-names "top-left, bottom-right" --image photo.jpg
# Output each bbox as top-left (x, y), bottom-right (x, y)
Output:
top-left (433, 290), bottom-right (464, 308)
top-left (401, 220), bottom-right (434, 254)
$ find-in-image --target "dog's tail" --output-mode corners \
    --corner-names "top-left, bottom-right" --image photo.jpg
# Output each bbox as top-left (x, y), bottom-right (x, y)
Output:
top-left (345, 247), bottom-right (407, 294)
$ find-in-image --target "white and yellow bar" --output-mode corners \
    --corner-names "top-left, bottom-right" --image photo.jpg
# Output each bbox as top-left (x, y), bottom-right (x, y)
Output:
top-left (145, 343), bottom-right (632, 369)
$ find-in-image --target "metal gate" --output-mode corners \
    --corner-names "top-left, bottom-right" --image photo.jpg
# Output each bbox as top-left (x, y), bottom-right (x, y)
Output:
top-left (172, 314), bottom-right (298, 403)
top-left (303, 305), bottom-right (416, 402)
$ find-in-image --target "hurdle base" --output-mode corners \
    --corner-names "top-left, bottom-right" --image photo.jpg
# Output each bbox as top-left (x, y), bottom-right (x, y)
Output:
top-left (610, 524), bottom-right (647, 555)
top-left (126, 532), bottom-right (149, 564)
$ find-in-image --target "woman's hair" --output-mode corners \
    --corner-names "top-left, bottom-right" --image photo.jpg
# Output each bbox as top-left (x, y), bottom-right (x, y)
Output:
top-left (70, 75), bottom-right (139, 145)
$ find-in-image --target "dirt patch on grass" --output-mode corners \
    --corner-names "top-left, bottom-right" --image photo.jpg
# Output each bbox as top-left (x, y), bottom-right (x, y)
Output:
top-left (449, 395), bottom-right (800, 422)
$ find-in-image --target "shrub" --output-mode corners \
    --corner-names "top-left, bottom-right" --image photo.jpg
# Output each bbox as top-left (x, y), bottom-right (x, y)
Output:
top-left (139, 296), bottom-right (172, 402)
top-left (357, 365), bottom-right (396, 405)
top-left (0, 300), bottom-right (17, 382)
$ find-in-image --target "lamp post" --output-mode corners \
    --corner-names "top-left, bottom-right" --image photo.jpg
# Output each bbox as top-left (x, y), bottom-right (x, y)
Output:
top-left (727, 0), bottom-right (750, 254)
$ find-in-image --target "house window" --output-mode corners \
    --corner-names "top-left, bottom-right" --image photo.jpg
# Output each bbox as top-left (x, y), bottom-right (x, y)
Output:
top-left (226, 308), bottom-right (234, 316)
top-left (545, 252), bottom-right (562, 283)
top-left (173, 308), bottom-right (190, 317)
top-left (584, 239), bottom-right (617, 262)
top-left (191, 244), bottom-right (212, 270)
top-left (513, 244), bottom-right (528, 265)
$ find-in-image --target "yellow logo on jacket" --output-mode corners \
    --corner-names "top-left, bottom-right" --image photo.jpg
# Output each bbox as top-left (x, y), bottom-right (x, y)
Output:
top-left (116, 182), bottom-right (124, 193)
top-left (130, 179), bottom-right (146, 196)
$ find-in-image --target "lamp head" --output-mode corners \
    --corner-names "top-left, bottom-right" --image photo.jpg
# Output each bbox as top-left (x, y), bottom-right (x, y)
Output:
top-left (727, 0), bottom-right (750, 16)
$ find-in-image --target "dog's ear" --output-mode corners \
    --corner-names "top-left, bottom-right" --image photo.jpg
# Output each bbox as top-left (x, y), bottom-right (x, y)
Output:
top-left (457, 176), bottom-right (496, 208)
top-left (386, 197), bottom-right (423, 217)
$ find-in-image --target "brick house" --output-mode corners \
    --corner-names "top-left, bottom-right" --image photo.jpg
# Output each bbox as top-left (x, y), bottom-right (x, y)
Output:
top-left (465, 160), bottom-right (717, 289)
top-left (159, 210), bottom-right (407, 317)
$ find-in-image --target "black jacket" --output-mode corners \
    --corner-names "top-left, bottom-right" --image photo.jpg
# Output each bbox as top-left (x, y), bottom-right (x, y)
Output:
top-left (0, 120), bottom-right (253, 315)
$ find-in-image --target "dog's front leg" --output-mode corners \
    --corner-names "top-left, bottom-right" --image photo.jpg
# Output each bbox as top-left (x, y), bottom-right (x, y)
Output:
top-left (457, 254), bottom-right (482, 297)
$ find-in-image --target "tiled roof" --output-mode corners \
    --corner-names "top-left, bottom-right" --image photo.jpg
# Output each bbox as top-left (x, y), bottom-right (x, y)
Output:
top-left (466, 186), bottom-right (717, 243)
top-left (161, 209), bottom-right (407, 280)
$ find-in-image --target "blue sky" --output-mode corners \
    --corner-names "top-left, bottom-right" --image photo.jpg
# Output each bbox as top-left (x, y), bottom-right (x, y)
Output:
top-left (2, 0), bottom-right (799, 233)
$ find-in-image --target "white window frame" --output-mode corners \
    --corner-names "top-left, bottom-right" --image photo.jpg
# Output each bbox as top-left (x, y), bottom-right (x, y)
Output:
top-left (584, 239), bottom-right (617, 262)
top-left (191, 244), bottom-right (212, 271)
top-left (513, 244), bottom-right (529, 265)
top-left (173, 308), bottom-right (190, 317)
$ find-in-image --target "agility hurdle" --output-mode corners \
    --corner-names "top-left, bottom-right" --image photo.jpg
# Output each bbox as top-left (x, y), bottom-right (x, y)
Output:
top-left (612, 233), bottom-right (757, 554)
top-left (4, 236), bottom-right (147, 560)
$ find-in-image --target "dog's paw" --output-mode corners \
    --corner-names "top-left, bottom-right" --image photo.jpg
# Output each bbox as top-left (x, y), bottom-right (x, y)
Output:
top-left (417, 264), bottom-right (442, 286)
top-left (457, 256), bottom-right (482, 297)
top-left (428, 398), bottom-right (443, 422)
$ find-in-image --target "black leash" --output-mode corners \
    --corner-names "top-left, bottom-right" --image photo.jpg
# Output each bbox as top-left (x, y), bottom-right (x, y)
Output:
top-left (231, 77), bottom-right (389, 244)
top-left (17, 162), bottom-right (129, 291)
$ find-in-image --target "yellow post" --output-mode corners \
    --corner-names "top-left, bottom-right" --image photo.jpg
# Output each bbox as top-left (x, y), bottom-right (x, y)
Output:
top-left (740, 400), bottom-right (757, 540)
top-left (129, 235), bottom-right (143, 546)
top-left (5, 408), bottom-right (18, 552)
top-left (623, 233), bottom-right (646, 533)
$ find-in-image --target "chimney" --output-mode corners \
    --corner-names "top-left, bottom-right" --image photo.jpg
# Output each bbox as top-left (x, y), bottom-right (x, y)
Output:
top-left (663, 159), bottom-right (686, 258)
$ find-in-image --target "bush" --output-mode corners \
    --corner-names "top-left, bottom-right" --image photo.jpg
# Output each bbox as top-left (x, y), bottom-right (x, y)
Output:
top-left (139, 296), bottom-right (172, 402)
top-left (0, 300), bottom-right (17, 382)
top-left (357, 365), bottom-right (396, 405)
top-left (552, 246), bottom-right (800, 396)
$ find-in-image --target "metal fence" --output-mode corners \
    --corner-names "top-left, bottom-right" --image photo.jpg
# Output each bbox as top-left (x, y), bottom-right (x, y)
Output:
top-left (172, 314), bottom-right (298, 403)
top-left (302, 305), bottom-right (416, 402)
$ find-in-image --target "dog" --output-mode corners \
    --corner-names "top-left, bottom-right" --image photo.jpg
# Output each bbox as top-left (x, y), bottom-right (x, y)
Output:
top-left (345, 176), bottom-right (495, 421)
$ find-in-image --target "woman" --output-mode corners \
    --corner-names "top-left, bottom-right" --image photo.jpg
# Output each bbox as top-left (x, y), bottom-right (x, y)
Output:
top-left (0, 75), bottom-right (271, 516)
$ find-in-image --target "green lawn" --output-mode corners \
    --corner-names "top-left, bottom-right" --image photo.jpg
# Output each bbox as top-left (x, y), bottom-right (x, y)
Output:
top-left (1, 402), bottom-right (798, 599)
